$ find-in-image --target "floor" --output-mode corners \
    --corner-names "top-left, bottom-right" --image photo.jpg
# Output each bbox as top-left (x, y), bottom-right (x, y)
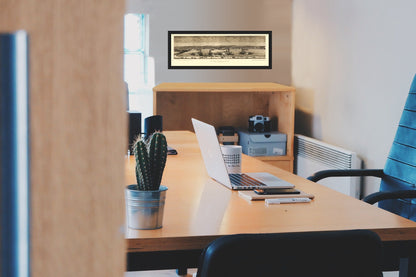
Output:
top-left (125, 269), bottom-right (197, 277)
top-left (384, 272), bottom-right (399, 277)
top-left (125, 269), bottom-right (397, 277)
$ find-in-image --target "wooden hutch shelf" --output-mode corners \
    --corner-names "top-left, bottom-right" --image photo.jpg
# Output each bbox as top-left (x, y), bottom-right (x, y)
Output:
top-left (153, 82), bottom-right (295, 172)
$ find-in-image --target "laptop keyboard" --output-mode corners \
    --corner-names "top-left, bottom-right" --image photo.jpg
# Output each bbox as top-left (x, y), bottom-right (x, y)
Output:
top-left (229, 173), bottom-right (266, 189)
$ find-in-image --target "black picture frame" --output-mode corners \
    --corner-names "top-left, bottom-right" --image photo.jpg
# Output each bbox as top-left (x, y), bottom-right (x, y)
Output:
top-left (168, 31), bottom-right (272, 69)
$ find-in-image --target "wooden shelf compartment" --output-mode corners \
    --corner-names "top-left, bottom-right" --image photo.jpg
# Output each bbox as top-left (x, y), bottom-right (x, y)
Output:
top-left (153, 82), bottom-right (295, 172)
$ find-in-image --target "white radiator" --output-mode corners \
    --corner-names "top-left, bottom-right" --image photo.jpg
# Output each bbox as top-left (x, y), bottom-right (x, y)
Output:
top-left (294, 135), bottom-right (362, 198)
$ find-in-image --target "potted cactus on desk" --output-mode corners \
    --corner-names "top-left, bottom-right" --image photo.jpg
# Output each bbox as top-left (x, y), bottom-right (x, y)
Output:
top-left (125, 132), bottom-right (168, 230)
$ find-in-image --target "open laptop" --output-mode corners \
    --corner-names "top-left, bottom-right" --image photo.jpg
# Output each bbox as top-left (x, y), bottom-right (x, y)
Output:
top-left (191, 118), bottom-right (295, 190)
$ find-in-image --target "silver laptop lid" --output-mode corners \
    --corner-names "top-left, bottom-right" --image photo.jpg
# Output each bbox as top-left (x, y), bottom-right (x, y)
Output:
top-left (191, 118), bottom-right (232, 188)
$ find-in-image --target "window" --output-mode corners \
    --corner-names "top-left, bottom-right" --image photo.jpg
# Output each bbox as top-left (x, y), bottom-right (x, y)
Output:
top-left (124, 13), bottom-right (154, 120)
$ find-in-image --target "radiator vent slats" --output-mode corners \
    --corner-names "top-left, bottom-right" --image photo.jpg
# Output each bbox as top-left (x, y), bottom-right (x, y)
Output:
top-left (294, 134), bottom-right (361, 198)
top-left (295, 136), bottom-right (354, 169)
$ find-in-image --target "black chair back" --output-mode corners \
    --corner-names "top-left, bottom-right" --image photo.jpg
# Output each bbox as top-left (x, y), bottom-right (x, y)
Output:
top-left (197, 230), bottom-right (382, 277)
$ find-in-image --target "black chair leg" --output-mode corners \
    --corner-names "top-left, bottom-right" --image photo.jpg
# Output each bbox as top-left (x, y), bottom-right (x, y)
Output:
top-left (399, 256), bottom-right (416, 277)
top-left (177, 267), bottom-right (188, 276)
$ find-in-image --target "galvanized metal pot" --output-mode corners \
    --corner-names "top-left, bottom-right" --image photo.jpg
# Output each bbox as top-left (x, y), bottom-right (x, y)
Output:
top-left (125, 185), bottom-right (168, 230)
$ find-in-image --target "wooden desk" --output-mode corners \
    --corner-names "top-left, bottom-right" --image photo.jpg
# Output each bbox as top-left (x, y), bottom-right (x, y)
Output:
top-left (125, 131), bottom-right (416, 273)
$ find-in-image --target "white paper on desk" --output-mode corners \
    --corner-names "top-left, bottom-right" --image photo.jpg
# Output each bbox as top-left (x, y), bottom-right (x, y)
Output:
top-left (238, 190), bottom-right (315, 201)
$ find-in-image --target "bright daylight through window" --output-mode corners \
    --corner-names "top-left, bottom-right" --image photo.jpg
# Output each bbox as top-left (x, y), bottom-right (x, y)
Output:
top-left (124, 13), bottom-right (154, 121)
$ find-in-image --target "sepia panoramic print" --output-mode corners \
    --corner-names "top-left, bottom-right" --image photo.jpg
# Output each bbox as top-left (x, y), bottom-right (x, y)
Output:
top-left (168, 31), bottom-right (271, 69)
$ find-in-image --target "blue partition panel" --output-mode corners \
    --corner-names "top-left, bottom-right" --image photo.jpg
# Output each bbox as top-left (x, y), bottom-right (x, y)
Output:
top-left (0, 31), bottom-right (30, 277)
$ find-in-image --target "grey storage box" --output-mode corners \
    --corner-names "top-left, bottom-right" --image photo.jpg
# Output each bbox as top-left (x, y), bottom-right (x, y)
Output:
top-left (238, 130), bottom-right (287, 156)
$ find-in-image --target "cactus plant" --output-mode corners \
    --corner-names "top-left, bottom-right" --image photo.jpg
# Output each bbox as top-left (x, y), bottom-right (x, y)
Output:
top-left (133, 132), bottom-right (168, 190)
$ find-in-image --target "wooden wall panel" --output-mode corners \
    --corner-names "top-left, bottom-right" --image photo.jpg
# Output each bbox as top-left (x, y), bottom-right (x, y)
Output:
top-left (155, 91), bottom-right (272, 131)
top-left (1, 1), bottom-right (126, 276)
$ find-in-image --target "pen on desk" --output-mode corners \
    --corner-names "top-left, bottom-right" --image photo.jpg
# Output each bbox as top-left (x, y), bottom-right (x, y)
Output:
top-left (265, 198), bottom-right (311, 206)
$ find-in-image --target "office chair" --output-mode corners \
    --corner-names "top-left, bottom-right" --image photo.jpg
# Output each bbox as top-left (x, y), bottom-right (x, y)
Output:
top-left (196, 230), bottom-right (382, 277)
top-left (308, 74), bottom-right (416, 221)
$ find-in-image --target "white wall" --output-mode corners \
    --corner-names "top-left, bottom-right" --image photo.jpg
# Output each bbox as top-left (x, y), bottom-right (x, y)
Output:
top-left (292, 0), bottom-right (416, 195)
top-left (126, 0), bottom-right (292, 85)
top-left (125, 0), bottom-right (416, 196)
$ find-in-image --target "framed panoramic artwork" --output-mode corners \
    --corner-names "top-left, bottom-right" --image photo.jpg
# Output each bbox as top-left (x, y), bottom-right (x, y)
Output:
top-left (168, 31), bottom-right (272, 69)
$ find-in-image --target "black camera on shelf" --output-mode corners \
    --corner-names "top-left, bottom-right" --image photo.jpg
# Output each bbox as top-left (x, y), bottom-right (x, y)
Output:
top-left (248, 115), bottom-right (271, 133)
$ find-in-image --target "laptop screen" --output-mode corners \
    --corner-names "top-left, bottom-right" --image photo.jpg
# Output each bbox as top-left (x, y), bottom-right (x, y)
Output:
top-left (191, 118), bottom-right (232, 187)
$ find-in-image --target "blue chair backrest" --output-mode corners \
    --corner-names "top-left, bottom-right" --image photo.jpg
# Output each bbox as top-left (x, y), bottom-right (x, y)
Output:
top-left (380, 74), bottom-right (416, 220)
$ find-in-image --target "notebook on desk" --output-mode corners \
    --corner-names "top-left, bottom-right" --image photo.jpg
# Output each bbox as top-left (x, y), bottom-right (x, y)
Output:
top-left (238, 190), bottom-right (315, 201)
top-left (191, 118), bottom-right (295, 190)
